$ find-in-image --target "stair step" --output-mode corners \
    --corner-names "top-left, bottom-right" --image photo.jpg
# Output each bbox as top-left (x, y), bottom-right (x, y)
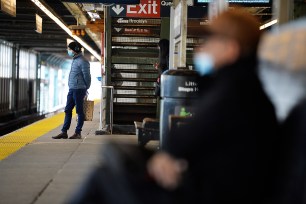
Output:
top-left (112, 50), bottom-right (158, 58)
top-left (112, 33), bottom-right (160, 38)
top-left (112, 56), bottom-right (156, 64)
top-left (112, 48), bottom-right (158, 54)
top-left (114, 94), bottom-right (156, 99)
top-left (112, 42), bottom-right (158, 47)
top-left (114, 102), bottom-right (157, 106)
top-left (113, 108), bottom-right (156, 114)
top-left (113, 64), bottom-right (155, 69)
top-left (112, 78), bottom-right (156, 82)
top-left (114, 86), bottom-right (155, 90)
top-left (112, 69), bottom-right (157, 74)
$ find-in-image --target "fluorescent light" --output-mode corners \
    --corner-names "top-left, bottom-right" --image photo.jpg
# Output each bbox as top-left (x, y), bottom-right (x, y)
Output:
top-left (87, 11), bottom-right (101, 20)
top-left (31, 0), bottom-right (101, 62)
top-left (260, 19), bottom-right (278, 30)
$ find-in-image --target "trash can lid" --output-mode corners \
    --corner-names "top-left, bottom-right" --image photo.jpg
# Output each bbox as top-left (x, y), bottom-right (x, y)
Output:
top-left (161, 69), bottom-right (200, 98)
top-left (163, 69), bottom-right (199, 77)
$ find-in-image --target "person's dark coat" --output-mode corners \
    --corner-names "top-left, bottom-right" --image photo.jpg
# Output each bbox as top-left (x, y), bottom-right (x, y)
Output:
top-left (273, 99), bottom-right (306, 204)
top-left (165, 57), bottom-right (278, 204)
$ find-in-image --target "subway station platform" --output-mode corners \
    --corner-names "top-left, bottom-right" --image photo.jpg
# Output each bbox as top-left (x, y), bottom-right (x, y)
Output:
top-left (0, 103), bottom-right (157, 204)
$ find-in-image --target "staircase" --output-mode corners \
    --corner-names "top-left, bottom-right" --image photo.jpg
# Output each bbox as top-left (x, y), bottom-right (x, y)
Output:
top-left (111, 18), bottom-right (161, 124)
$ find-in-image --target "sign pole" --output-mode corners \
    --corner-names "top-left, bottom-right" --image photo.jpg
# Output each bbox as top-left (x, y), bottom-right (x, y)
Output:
top-left (208, 0), bottom-right (228, 20)
top-left (169, 5), bottom-right (175, 69)
top-left (274, 0), bottom-right (293, 25)
top-left (169, 0), bottom-right (188, 69)
top-left (96, 5), bottom-right (111, 135)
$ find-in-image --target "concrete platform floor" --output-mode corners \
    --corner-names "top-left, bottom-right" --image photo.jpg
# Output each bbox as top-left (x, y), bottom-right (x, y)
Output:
top-left (0, 105), bottom-right (159, 204)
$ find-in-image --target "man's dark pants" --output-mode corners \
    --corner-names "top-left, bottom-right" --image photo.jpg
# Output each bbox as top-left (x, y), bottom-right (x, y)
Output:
top-left (62, 89), bottom-right (87, 134)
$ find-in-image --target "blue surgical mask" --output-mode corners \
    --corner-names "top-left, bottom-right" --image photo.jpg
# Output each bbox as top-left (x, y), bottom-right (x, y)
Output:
top-left (193, 52), bottom-right (215, 76)
top-left (67, 50), bottom-right (74, 57)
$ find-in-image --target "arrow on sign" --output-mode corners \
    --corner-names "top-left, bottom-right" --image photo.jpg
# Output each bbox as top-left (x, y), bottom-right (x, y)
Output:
top-left (114, 27), bottom-right (122, 32)
top-left (112, 5), bottom-right (124, 15)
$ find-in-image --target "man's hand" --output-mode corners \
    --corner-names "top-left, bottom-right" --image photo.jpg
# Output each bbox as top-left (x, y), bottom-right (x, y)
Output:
top-left (147, 152), bottom-right (188, 190)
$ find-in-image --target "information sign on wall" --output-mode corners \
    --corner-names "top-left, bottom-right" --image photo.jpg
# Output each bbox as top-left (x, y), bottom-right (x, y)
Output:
top-left (1, 0), bottom-right (16, 17)
top-left (113, 27), bottom-right (154, 35)
top-left (113, 18), bottom-right (161, 25)
top-left (36, 14), bottom-right (42, 34)
top-left (111, 0), bottom-right (207, 19)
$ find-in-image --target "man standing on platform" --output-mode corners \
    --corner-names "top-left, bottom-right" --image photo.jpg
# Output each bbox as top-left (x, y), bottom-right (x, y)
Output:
top-left (53, 41), bottom-right (91, 139)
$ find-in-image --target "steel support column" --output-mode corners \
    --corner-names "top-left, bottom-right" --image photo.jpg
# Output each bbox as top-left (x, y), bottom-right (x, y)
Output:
top-left (169, 0), bottom-right (188, 69)
top-left (96, 6), bottom-right (112, 135)
top-left (274, 0), bottom-right (294, 25)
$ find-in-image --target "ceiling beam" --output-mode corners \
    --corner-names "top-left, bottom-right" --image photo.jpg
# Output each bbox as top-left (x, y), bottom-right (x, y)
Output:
top-left (62, 2), bottom-right (102, 49)
top-left (0, 29), bottom-right (68, 35)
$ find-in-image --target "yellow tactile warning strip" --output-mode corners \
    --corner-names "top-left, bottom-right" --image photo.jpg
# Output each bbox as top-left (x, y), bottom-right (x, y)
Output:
top-left (0, 111), bottom-right (70, 161)
top-left (0, 100), bottom-right (100, 161)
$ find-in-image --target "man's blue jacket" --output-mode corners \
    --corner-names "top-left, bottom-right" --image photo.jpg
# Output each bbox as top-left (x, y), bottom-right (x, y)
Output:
top-left (68, 53), bottom-right (91, 89)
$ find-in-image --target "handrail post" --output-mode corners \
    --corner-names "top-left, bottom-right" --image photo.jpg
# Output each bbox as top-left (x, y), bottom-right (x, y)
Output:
top-left (95, 85), bottom-right (114, 135)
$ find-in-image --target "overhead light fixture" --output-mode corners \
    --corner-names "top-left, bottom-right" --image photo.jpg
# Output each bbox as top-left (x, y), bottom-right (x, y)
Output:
top-left (87, 11), bottom-right (101, 20)
top-left (31, 0), bottom-right (101, 62)
top-left (260, 19), bottom-right (278, 30)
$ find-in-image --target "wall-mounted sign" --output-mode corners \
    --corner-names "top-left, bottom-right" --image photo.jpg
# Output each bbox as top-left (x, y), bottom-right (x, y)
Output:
top-left (111, 0), bottom-right (161, 18)
top-left (111, 0), bottom-right (208, 19)
top-left (61, 0), bottom-right (140, 4)
top-left (113, 27), bottom-right (155, 35)
top-left (1, 0), bottom-right (16, 17)
top-left (36, 14), bottom-right (42, 34)
top-left (113, 18), bottom-right (161, 25)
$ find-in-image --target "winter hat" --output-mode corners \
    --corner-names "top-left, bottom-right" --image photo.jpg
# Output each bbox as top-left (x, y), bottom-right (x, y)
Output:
top-left (68, 41), bottom-right (82, 53)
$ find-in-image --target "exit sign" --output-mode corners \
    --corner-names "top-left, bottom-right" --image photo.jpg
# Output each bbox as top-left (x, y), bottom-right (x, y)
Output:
top-left (111, 0), bottom-right (160, 18)
top-left (126, 0), bottom-right (160, 18)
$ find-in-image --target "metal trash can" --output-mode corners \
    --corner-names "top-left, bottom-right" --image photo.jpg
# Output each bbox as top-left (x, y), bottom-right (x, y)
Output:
top-left (159, 69), bottom-right (199, 149)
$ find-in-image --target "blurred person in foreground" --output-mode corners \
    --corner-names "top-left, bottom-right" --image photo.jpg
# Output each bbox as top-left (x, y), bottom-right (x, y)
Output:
top-left (52, 41), bottom-right (91, 139)
top-left (147, 8), bottom-right (278, 204)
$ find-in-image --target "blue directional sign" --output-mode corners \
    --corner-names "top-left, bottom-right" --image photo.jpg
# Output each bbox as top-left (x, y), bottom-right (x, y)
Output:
top-left (61, 0), bottom-right (140, 4)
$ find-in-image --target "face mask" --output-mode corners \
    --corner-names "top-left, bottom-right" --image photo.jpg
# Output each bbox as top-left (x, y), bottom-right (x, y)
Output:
top-left (67, 50), bottom-right (74, 57)
top-left (193, 52), bottom-right (215, 76)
